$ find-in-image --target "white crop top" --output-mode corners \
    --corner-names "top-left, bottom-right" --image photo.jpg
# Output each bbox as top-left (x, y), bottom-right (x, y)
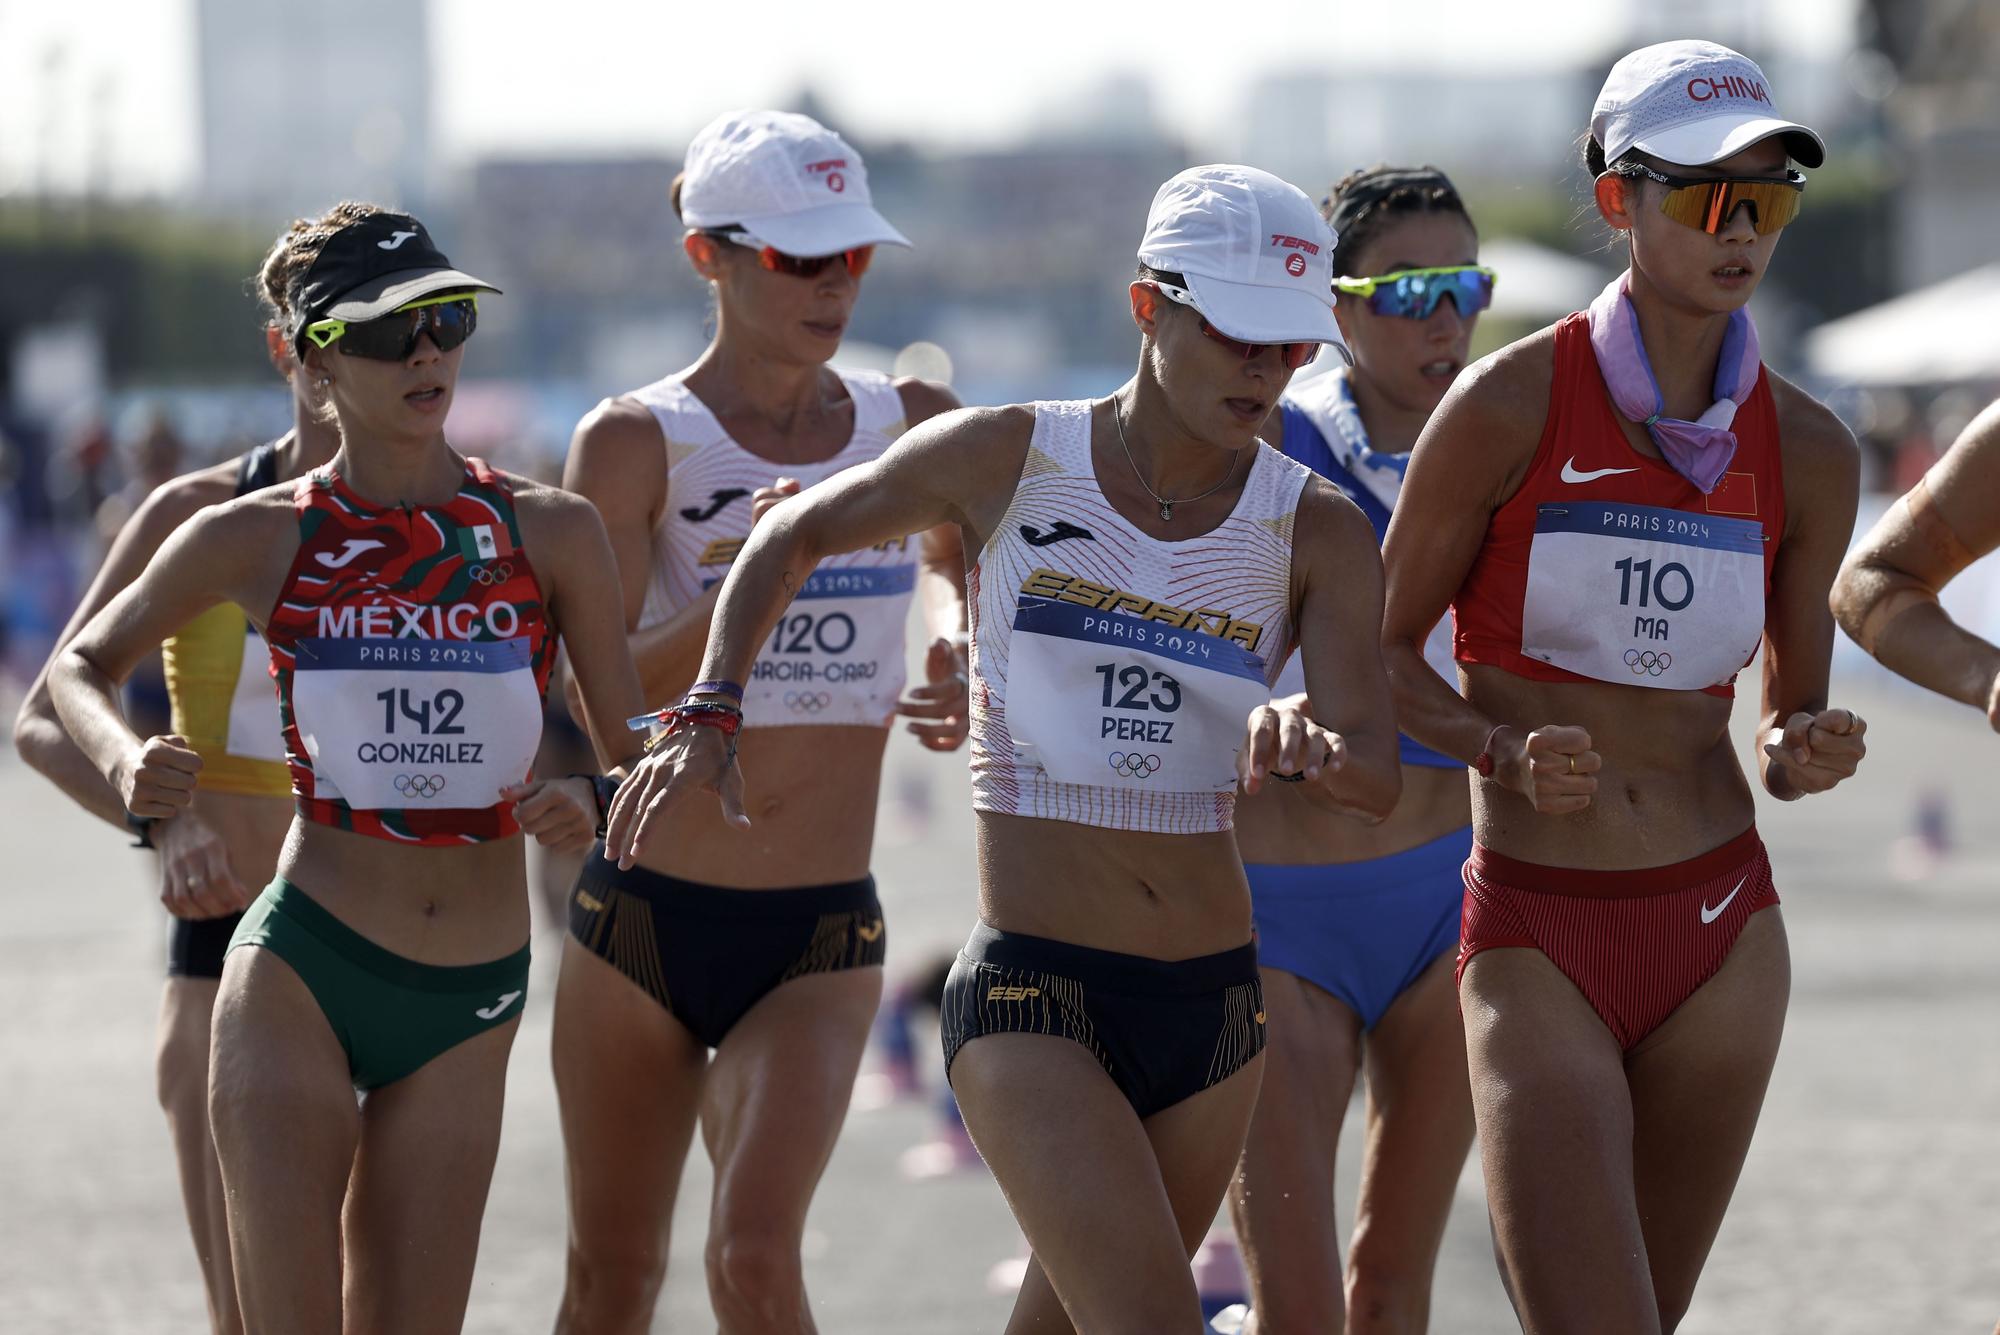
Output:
top-left (631, 367), bottom-right (915, 728)
top-left (968, 399), bottom-right (1312, 834)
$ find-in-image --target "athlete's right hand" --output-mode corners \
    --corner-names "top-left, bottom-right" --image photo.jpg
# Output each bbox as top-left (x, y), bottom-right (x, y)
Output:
top-left (153, 811), bottom-right (252, 920)
top-left (117, 734), bottom-right (203, 819)
top-left (602, 725), bottom-right (749, 869)
top-left (751, 477), bottom-right (801, 526)
top-left (1501, 725), bottom-right (1600, 816)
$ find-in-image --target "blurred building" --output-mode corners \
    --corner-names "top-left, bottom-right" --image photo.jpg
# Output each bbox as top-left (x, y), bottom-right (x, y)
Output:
top-left (194, 0), bottom-right (434, 221)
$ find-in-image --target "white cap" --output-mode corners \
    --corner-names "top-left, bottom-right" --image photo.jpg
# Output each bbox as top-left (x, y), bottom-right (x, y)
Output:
top-left (1593, 40), bottom-right (1825, 170)
top-left (1138, 165), bottom-right (1347, 357)
top-left (680, 109), bottom-right (911, 256)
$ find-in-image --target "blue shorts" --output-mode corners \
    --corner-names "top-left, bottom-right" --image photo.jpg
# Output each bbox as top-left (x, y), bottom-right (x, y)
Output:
top-left (1246, 826), bottom-right (1471, 1030)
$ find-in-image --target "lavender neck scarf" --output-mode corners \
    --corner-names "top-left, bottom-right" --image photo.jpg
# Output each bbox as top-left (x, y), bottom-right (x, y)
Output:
top-left (1586, 272), bottom-right (1760, 494)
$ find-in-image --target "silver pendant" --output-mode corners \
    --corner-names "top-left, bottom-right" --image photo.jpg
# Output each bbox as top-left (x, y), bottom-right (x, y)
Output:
top-left (1159, 502), bottom-right (1174, 521)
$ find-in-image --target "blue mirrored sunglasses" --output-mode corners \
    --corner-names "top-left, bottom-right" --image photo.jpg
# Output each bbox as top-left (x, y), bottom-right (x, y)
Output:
top-left (1334, 265), bottom-right (1496, 320)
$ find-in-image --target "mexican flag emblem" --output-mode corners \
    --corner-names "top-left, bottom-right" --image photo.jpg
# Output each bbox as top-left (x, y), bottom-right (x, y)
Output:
top-left (458, 523), bottom-right (514, 562)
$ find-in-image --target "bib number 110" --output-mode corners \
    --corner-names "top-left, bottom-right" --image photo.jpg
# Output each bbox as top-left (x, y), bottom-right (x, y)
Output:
top-left (1094, 663), bottom-right (1182, 713)
top-left (1614, 557), bottom-right (1693, 612)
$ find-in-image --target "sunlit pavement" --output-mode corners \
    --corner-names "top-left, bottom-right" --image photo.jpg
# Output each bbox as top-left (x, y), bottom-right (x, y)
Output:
top-left (3, 671), bottom-right (1996, 1332)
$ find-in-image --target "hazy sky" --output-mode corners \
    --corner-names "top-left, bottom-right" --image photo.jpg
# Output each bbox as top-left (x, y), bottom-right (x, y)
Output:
top-left (0, 0), bottom-right (1860, 198)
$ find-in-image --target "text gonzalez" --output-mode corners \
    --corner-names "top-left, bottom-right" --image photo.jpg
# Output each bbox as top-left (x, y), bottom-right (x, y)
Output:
top-left (316, 602), bottom-right (523, 640)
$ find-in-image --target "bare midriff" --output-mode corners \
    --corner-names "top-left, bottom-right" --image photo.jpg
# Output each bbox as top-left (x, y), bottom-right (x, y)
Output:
top-left (974, 811), bottom-right (1253, 961)
top-left (1462, 663), bottom-right (1755, 870)
top-left (280, 821), bottom-right (531, 965)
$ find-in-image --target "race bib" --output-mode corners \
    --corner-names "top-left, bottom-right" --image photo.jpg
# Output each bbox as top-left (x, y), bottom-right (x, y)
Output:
top-left (1006, 597), bottom-right (1271, 792)
top-left (290, 637), bottom-right (543, 809)
top-left (224, 627), bottom-right (287, 762)
top-left (745, 565), bottom-right (914, 726)
top-left (1521, 501), bottom-right (1765, 690)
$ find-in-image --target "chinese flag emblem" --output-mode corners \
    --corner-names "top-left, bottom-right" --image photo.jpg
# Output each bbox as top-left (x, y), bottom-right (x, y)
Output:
top-left (1705, 472), bottom-right (1758, 517)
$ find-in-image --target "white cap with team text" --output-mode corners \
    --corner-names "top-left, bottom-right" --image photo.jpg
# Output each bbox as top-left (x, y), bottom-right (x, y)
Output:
top-left (679, 109), bottom-right (911, 256)
top-left (1593, 40), bottom-right (1825, 169)
top-left (1138, 165), bottom-right (1348, 357)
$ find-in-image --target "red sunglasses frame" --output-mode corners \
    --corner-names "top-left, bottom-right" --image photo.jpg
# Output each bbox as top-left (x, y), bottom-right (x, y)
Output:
top-left (710, 229), bottom-right (874, 279)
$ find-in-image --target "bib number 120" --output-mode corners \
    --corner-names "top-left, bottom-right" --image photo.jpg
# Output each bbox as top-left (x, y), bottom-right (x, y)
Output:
top-left (1094, 663), bottom-right (1182, 713)
top-left (1613, 557), bottom-right (1694, 612)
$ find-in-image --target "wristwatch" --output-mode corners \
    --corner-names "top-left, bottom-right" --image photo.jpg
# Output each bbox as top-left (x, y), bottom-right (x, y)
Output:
top-left (125, 809), bottom-right (158, 850)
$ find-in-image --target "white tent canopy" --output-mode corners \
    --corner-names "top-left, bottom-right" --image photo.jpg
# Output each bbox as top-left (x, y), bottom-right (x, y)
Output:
top-left (1480, 238), bottom-right (1613, 321)
top-left (1805, 263), bottom-right (2000, 387)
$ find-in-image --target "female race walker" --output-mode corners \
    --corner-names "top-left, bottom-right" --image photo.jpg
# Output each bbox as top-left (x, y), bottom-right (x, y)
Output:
top-left (1226, 165), bottom-right (1490, 1335)
top-left (551, 109), bottom-right (968, 1334)
top-left (46, 206), bottom-right (647, 1335)
top-left (11, 215), bottom-right (342, 1334)
top-left (1380, 42), bottom-right (1867, 1332)
top-left (606, 164), bottom-right (1401, 1334)
top-left (1833, 400), bottom-right (2000, 722)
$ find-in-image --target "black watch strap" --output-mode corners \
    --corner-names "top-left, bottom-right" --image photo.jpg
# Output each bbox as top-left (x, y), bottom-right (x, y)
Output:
top-left (125, 809), bottom-right (158, 850)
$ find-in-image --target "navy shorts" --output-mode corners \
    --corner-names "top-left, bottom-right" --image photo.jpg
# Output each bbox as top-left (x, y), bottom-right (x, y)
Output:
top-left (568, 847), bottom-right (885, 1049)
top-left (1245, 825), bottom-right (1469, 1029)
top-left (941, 922), bottom-right (1264, 1119)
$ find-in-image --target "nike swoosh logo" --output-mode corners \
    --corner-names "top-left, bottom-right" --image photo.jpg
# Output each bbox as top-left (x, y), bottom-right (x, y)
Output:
top-left (475, 990), bottom-right (523, 1020)
top-left (680, 488), bottom-right (751, 523)
top-left (1019, 520), bottom-right (1095, 548)
top-left (856, 920), bottom-right (884, 942)
top-left (377, 230), bottom-right (418, 250)
top-left (1700, 876), bottom-right (1749, 925)
top-left (1560, 458), bottom-right (1640, 484)
top-left (314, 538), bottom-right (387, 569)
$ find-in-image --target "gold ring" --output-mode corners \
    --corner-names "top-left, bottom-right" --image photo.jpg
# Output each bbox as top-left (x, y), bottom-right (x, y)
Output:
top-left (1567, 754), bottom-right (1576, 775)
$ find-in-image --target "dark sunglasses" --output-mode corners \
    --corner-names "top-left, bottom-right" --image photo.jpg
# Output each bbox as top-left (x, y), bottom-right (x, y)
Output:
top-left (707, 229), bottom-right (874, 279)
top-left (303, 294), bottom-right (479, 360)
top-left (1334, 265), bottom-right (1496, 320)
top-left (1151, 282), bottom-right (1318, 370)
top-left (1613, 163), bottom-right (1807, 236)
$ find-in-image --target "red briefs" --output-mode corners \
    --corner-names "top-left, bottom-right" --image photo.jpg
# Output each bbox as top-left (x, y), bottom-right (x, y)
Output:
top-left (1456, 826), bottom-right (1778, 1050)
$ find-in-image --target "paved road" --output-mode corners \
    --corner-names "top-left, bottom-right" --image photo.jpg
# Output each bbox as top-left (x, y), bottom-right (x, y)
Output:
top-left (3, 673), bottom-right (1997, 1332)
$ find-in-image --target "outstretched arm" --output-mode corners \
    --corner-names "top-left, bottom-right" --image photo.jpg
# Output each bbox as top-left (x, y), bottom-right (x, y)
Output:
top-left (1833, 399), bottom-right (2000, 721)
top-left (603, 405), bottom-right (1028, 863)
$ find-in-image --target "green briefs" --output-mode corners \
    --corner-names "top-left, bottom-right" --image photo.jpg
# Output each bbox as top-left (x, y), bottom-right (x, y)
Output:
top-left (227, 878), bottom-right (530, 1090)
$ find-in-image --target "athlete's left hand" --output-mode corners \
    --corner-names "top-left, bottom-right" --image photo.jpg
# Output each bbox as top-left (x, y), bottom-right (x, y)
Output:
top-left (1761, 706), bottom-right (1867, 797)
top-left (894, 635), bottom-right (970, 752)
top-left (504, 776), bottom-right (599, 854)
top-left (604, 725), bottom-right (749, 869)
top-left (1238, 702), bottom-right (1345, 797)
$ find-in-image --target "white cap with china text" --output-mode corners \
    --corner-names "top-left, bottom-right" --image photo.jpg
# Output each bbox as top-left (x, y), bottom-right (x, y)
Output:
top-left (1138, 165), bottom-right (1348, 357)
top-left (1593, 40), bottom-right (1826, 170)
top-left (680, 109), bottom-right (911, 256)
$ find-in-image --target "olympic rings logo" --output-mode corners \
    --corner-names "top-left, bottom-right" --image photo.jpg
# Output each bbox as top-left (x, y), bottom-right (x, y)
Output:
top-left (785, 691), bottom-right (832, 713)
top-left (394, 773), bottom-right (447, 798)
top-left (1623, 649), bottom-right (1673, 676)
top-left (1108, 752), bottom-right (1161, 779)
top-left (468, 562), bottom-right (514, 586)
